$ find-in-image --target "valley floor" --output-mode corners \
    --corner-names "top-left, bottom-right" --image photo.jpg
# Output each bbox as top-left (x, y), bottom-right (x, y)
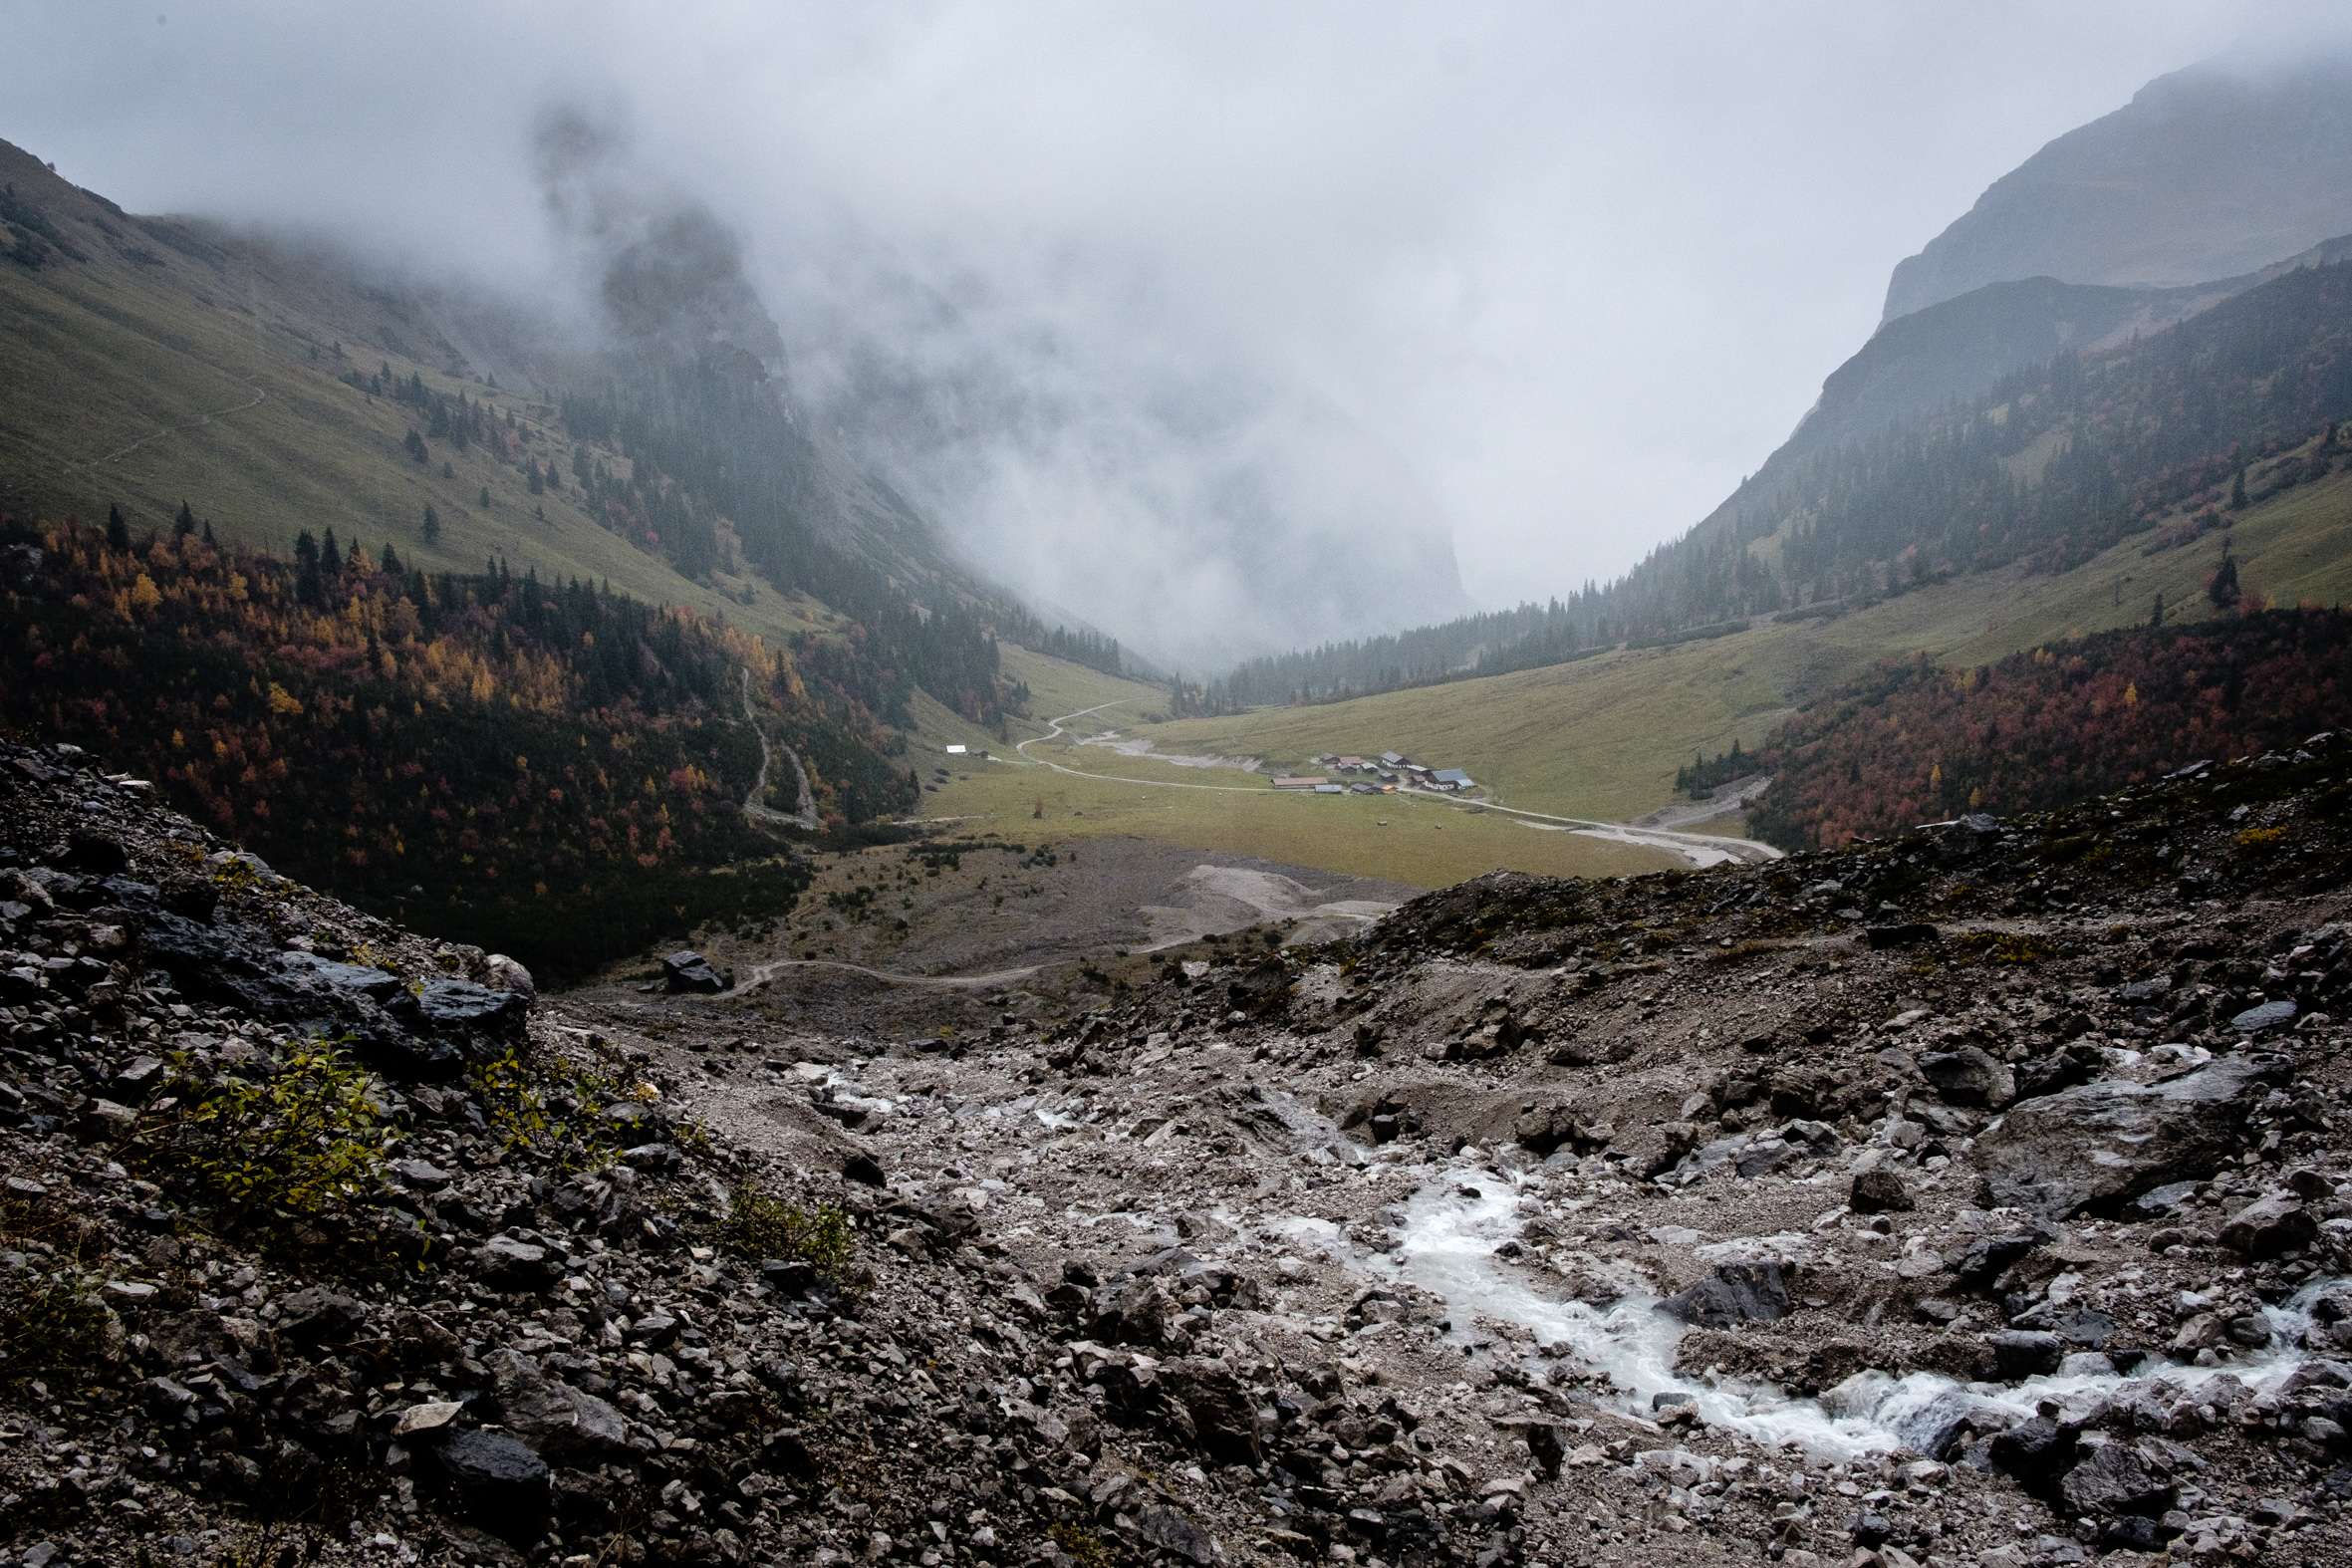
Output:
top-left (562, 728), bottom-right (2352, 1565)
top-left (7, 726), bottom-right (2352, 1566)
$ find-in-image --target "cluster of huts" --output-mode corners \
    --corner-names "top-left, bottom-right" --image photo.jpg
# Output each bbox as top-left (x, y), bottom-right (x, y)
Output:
top-left (1270, 750), bottom-right (1478, 797)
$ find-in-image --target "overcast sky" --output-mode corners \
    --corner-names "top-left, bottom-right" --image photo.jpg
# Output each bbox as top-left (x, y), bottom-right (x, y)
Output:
top-left (3, 2), bottom-right (2329, 611)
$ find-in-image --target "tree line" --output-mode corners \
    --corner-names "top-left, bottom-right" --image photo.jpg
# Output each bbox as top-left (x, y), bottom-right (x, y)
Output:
top-left (0, 516), bottom-right (922, 978)
top-left (1207, 259), bottom-right (2352, 707)
top-left (1734, 608), bottom-right (2352, 850)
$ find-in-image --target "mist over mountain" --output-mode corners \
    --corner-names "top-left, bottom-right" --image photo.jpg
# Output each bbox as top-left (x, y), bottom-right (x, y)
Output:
top-left (785, 256), bottom-right (1470, 670)
top-left (1883, 50), bottom-right (2352, 323)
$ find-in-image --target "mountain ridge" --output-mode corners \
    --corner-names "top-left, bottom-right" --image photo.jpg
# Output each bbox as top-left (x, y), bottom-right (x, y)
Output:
top-left (1882, 53), bottom-right (2352, 323)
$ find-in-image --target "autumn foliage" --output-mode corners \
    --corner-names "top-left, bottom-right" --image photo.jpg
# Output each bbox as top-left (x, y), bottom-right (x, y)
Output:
top-left (0, 518), bottom-right (914, 977)
top-left (1741, 609), bottom-right (2352, 850)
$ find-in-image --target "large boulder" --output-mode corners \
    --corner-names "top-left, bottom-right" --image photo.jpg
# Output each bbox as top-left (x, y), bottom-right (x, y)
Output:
top-left (1972, 1055), bottom-right (2288, 1217)
top-left (662, 950), bottom-right (732, 994)
top-left (1660, 1262), bottom-right (1791, 1328)
top-left (2058, 1440), bottom-right (2176, 1519)
top-left (102, 886), bottom-right (523, 1078)
top-left (2221, 1192), bottom-right (2317, 1258)
top-left (1917, 1046), bottom-right (2015, 1108)
top-left (432, 1430), bottom-right (551, 1539)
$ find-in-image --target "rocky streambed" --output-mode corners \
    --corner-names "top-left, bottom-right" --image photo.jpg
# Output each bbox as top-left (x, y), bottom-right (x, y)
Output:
top-left (7, 730), bottom-right (2352, 1566)
top-left (623, 732), bottom-right (2352, 1565)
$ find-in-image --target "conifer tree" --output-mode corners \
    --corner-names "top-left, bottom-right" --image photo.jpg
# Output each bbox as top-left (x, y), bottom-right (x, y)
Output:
top-left (106, 503), bottom-right (131, 551)
top-left (2208, 539), bottom-right (2241, 611)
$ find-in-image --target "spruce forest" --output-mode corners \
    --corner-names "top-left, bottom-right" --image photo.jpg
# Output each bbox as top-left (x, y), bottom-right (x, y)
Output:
top-left (0, 516), bottom-right (927, 977)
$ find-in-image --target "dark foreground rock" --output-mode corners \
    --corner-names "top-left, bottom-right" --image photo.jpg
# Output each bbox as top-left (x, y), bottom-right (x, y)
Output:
top-left (1974, 1053), bottom-right (2291, 1216)
top-left (663, 948), bottom-right (733, 993)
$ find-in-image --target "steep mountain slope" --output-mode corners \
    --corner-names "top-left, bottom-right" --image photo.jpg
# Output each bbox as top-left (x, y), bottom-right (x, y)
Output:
top-left (1742, 609), bottom-right (2352, 849)
top-left (1191, 237), bottom-right (2352, 725)
top-left (0, 135), bottom-right (1023, 722)
top-left (1136, 436), bottom-right (2352, 825)
top-left (1882, 53), bottom-right (2352, 322)
top-left (0, 516), bottom-right (897, 980)
top-left (1788, 233), bottom-right (2352, 471)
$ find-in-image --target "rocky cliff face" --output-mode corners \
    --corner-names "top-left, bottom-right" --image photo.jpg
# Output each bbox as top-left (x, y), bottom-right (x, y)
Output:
top-left (1883, 55), bottom-right (2352, 324)
top-left (7, 725), bottom-right (2352, 1565)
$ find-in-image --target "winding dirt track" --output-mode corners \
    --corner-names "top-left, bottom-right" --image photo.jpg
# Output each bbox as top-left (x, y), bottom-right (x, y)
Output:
top-left (734, 956), bottom-right (1040, 993)
top-left (64, 382), bottom-right (269, 473)
top-left (1010, 700), bottom-right (1783, 867)
top-left (738, 668), bottom-right (819, 832)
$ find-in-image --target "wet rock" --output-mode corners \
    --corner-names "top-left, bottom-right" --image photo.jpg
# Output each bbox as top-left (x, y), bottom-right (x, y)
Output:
top-left (2059, 1440), bottom-right (2175, 1518)
top-left (662, 950), bottom-right (732, 994)
top-left (2220, 1191), bottom-right (2315, 1258)
top-left (1985, 1330), bottom-right (2066, 1378)
top-left (2012, 1305), bottom-right (2116, 1350)
top-left (1988, 1417), bottom-right (2078, 1490)
top-left (1510, 1101), bottom-right (1591, 1158)
top-left (2130, 1180), bottom-right (2200, 1219)
top-left (1163, 1359), bottom-right (1264, 1465)
top-left (1660, 1262), bottom-right (1790, 1328)
top-left (274, 1286), bottom-right (369, 1347)
top-left (1950, 1230), bottom-right (2047, 1285)
top-left (1972, 1054), bottom-right (2289, 1216)
top-left (498, 1376), bottom-right (631, 1463)
top-left (398, 976), bottom-right (528, 1035)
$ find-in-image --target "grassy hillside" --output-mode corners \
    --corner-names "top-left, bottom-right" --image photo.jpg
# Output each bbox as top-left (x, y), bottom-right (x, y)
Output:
top-left (1138, 455), bottom-right (2352, 822)
top-left (0, 140), bottom-right (1152, 749)
top-left (0, 234), bottom-right (847, 662)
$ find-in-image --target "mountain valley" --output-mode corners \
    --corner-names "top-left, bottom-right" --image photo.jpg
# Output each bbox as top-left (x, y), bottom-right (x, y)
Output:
top-left (6, 21), bottom-right (2352, 1568)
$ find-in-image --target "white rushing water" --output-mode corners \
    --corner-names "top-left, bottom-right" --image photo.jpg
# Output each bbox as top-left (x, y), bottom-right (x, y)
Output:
top-left (1379, 1168), bottom-right (2341, 1459)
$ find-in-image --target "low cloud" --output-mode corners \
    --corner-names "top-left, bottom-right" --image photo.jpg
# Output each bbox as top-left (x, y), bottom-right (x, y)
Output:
top-left (8, 1), bottom-right (2336, 661)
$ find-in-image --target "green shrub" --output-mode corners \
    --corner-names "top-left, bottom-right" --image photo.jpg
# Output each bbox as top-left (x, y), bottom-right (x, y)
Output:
top-left (178, 1036), bottom-right (392, 1224)
top-left (716, 1178), bottom-right (856, 1286)
top-left (1049, 1522), bottom-right (1121, 1567)
top-left (0, 1260), bottom-right (116, 1388)
top-left (467, 1045), bottom-right (625, 1171)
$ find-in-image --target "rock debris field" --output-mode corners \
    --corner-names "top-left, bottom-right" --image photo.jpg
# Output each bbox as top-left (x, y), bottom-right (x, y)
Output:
top-left (6, 730), bottom-right (2352, 1566)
